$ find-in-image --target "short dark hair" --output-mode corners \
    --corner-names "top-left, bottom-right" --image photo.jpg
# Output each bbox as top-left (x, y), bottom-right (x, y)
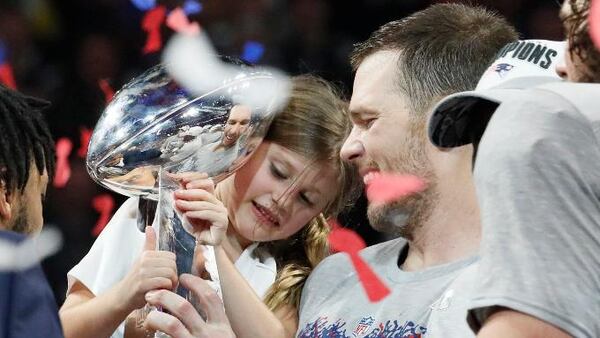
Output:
top-left (0, 85), bottom-right (55, 191)
top-left (350, 3), bottom-right (518, 115)
top-left (562, 0), bottom-right (600, 82)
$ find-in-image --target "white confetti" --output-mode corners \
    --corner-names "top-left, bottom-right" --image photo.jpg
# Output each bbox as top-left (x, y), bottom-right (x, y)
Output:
top-left (162, 33), bottom-right (290, 115)
top-left (0, 227), bottom-right (63, 272)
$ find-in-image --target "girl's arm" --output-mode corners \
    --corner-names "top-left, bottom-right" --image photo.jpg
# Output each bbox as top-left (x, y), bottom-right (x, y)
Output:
top-left (214, 245), bottom-right (298, 338)
top-left (59, 228), bottom-right (178, 338)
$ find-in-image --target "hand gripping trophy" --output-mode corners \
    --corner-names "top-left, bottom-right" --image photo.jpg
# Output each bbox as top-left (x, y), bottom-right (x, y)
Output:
top-left (86, 57), bottom-right (288, 337)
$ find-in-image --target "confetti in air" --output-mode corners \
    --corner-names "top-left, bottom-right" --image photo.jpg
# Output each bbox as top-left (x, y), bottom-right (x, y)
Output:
top-left (53, 137), bottom-right (73, 188)
top-left (98, 79), bottom-right (115, 103)
top-left (91, 194), bottom-right (116, 236)
top-left (590, 0), bottom-right (600, 49)
top-left (328, 219), bottom-right (391, 302)
top-left (241, 41), bottom-right (265, 64)
top-left (77, 127), bottom-right (93, 158)
top-left (142, 6), bottom-right (167, 54)
top-left (163, 32), bottom-right (290, 112)
top-left (166, 7), bottom-right (200, 35)
top-left (0, 64), bottom-right (16, 90)
top-left (366, 173), bottom-right (426, 204)
top-left (0, 227), bottom-right (63, 272)
top-left (0, 40), bottom-right (17, 90)
top-left (183, 0), bottom-right (203, 15)
top-left (130, 0), bottom-right (156, 11)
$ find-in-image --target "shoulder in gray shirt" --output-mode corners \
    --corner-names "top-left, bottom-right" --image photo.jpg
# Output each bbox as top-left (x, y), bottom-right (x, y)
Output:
top-left (297, 238), bottom-right (479, 338)
top-left (469, 82), bottom-right (600, 337)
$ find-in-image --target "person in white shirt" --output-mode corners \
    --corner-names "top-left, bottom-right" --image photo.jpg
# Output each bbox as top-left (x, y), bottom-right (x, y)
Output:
top-left (59, 75), bottom-right (359, 338)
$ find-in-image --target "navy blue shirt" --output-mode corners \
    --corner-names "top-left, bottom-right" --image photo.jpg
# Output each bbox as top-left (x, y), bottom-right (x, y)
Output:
top-left (0, 230), bottom-right (64, 338)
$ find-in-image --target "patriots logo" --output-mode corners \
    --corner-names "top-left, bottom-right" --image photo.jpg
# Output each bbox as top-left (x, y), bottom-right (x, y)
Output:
top-left (493, 63), bottom-right (514, 77)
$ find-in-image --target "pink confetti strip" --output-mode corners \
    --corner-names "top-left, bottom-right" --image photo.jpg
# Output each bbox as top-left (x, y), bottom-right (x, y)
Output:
top-left (91, 194), bottom-right (115, 236)
top-left (328, 219), bottom-right (391, 302)
top-left (53, 137), bottom-right (72, 188)
top-left (98, 79), bottom-right (114, 103)
top-left (77, 127), bottom-right (92, 158)
top-left (366, 173), bottom-right (426, 204)
top-left (166, 7), bottom-right (200, 35)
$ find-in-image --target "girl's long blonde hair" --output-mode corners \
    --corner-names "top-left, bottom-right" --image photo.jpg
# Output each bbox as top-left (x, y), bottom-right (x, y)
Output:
top-left (258, 75), bottom-right (360, 312)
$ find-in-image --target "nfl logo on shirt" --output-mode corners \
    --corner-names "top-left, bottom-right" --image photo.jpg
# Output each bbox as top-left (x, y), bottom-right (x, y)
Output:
top-left (352, 316), bottom-right (375, 337)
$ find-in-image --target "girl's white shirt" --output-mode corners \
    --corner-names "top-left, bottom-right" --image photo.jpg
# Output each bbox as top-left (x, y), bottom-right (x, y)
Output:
top-left (67, 197), bottom-right (277, 338)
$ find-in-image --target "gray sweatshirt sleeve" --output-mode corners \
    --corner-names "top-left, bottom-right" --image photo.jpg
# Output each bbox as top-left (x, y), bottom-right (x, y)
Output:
top-left (467, 90), bottom-right (600, 338)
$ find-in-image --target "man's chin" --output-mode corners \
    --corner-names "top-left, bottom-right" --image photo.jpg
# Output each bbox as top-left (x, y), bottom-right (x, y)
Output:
top-left (367, 201), bottom-right (411, 236)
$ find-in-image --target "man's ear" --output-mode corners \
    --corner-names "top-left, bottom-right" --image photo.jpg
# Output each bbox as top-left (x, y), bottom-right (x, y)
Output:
top-left (0, 179), bottom-right (14, 225)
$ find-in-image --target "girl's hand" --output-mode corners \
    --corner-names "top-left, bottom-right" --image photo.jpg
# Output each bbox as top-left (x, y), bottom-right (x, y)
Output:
top-left (120, 227), bottom-right (178, 311)
top-left (171, 172), bottom-right (228, 245)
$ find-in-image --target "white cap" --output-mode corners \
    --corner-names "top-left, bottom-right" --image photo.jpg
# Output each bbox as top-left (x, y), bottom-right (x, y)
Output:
top-left (428, 39), bottom-right (566, 148)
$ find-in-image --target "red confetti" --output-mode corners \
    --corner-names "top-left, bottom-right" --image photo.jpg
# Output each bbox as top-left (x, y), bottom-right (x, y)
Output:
top-left (166, 7), bottom-right (200, 35)
top-left (328, 218), bottom-right (342, 229)
top-left (77, 127), bottom-right (93, 158)
top-left (0, 63), bottom-right (17, 89)
top-left (142, 6), bottom-right (167, 54)
top-left (365, 173), bottom-right (425, 204)
top-left (91, 194), bottom-right (116, 236)
top-left (53, 137), bottom-right (73, 188)
top-left (98, 79), bottom-right (114, 103)
top-left (328, 220), bottom-right (391, 302)
top-left (590, 0), bottom-right (600, 49)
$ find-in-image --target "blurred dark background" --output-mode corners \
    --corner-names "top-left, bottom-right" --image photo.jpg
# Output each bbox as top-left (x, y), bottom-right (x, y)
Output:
top-left (0, 0), bottom-right (564, 305)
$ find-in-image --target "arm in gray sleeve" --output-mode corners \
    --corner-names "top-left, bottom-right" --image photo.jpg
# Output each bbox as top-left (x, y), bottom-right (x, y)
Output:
top-left (467, 89), bottom-right (600, 338)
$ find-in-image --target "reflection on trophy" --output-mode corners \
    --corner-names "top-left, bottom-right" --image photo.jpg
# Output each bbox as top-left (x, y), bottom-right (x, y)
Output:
top-left (86, 59), bottom-right (288, 337)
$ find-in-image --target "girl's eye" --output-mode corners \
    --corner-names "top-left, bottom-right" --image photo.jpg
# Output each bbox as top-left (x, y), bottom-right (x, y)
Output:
top-left (299, 192), bottom-right (314, 206)
top-left (270, 163), bottom-right (287, 179)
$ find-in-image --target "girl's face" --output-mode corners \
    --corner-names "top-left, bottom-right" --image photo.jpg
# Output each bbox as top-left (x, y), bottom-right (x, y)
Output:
top-left (222, 141), bottom-right (338, 244)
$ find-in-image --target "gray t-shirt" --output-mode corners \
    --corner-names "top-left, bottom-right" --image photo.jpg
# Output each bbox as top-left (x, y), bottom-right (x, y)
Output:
top-left (297, 238), bottom-right (479, 338)
top-left (469, 82), bottom-right (600, 337)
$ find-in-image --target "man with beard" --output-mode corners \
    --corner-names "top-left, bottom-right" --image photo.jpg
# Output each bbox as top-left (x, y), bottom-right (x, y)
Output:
top-left (215, 104), bottom-right (251, 151)
top-left (295, 3), bottom-right (517, 338)
top-left (0, 84), bottom-right (62, 337)
top-left (428, 1), bottom-right (600, 337)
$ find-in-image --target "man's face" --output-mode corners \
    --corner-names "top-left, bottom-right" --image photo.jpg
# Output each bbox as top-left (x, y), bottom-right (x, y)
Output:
top-left (341, 51), bottom-right (437, 237)
top-left (1, 167), bottom-right (48, 235)
top-left (557, 0), bottom-right (590, 82)
top-left (222, 105), bottom-right (251, 147)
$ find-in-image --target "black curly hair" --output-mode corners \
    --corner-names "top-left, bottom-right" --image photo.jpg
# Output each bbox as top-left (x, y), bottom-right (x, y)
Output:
top-left (0, 85), bottom-right (55, 192)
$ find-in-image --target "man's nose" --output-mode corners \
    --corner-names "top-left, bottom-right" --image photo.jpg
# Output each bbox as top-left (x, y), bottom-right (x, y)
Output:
top-left (340, 128), bottom-right (364, 162)
top-left (555, 62), bottom-right (568, 80)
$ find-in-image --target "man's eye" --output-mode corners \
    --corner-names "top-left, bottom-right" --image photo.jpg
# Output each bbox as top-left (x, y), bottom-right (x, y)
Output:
top-left (365, 118), bottom-right (376, 129)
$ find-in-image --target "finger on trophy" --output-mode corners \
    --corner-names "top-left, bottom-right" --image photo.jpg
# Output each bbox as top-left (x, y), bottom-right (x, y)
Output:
top-left (167, 171), bottom-right (209, 186)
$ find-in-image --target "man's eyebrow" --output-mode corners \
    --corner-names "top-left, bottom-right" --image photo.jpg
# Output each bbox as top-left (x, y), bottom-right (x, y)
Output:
top-left (349, 107), bottom-right (379, 120)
